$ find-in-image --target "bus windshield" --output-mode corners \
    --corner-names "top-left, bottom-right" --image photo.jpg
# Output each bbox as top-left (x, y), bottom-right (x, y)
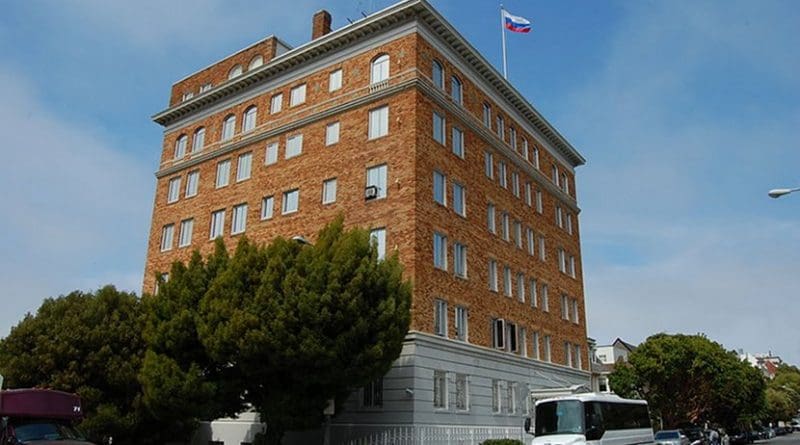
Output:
top-left (535, 400), bottom-right (584, 436)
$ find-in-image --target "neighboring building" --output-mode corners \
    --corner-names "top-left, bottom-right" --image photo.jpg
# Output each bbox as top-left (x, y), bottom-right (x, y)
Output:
top-left (738, 349), bottom-right (783, 380)
top-left (143, 0), bottom-right (589, 443)
top-left (590, 338), bottom-right (636, 394)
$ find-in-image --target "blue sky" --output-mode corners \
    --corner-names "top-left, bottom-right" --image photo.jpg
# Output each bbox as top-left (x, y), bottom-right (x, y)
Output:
top-left (0, 0), bottom-right (798, 364)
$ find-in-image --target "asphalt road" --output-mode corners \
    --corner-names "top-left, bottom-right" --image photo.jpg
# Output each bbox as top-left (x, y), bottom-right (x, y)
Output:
top-left (759, 434), bottom-right (800, 445)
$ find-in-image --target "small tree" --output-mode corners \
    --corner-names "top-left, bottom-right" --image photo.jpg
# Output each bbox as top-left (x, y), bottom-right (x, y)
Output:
top-left (0, 286), bottom-right (147, 443)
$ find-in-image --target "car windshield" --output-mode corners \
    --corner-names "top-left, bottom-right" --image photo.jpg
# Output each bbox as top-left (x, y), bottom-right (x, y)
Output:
top-left (656, 431), bottom-right (680, 439)
top-left (14, 421), bottom-right (86, 442)
top-left (535, 400), bottom-right (585, 436)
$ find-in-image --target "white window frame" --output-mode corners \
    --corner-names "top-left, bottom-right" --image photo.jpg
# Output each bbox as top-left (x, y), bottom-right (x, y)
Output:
top-left (179, 218), bottom-right (193, 248)
top-left (483, 103), bottom-right (492, 127)
top-left (454, 241), bottom-right (467, 278)
top-left (366, 164), bottom-right (388, 199)
top-left (487, 203), bottom-right (496, 233)
top-left (270, 93), bottom-right (283, 114)
top-left (329, 69), bottom-right (343, 92)
top-left (209, 209), bottom-right (225, 239)
top-left (221, 115), bottom-right (236, 141)
top-left (512, 172), bottom-right (520, 197)
top-left (231, 203), bottom-right (248, 235)
top-left (282, 189), bottom-right (299, 215)
top-left (242, 106), bottom-right (257, 132)
top-left (286, 133), bottom-right (303, 159)
top-left (290, 84), bottom-right (306, 106)
top-left (160, 224), bottom-right (174, 252)
top-left (433, 370), bottom-right (447, 409)
top-left (529, 278), bottom-right (538, 308)
top-left (451, 75), bottom-right (462, 104)
top-left (265, 142), bottom-right (278, 165)
top-left (433, 231), bottom-right (448, 271)
top-left (228, 64), bottom-right (242, 79)
top-left (167, 177), bottom-right (181, 203)
top-left (322, 178), bottom-right (337, 204)
top-left (215, 159), bottom-right (231, 188)
top-left (488, 259), bottom-right (498, 292)
top-left (455, 306), bottom-right (468, 342)
top-left (542, 284), bottom-right (550, 312)
top-left (174, 135), bottom-right (187, 159)
top-left (453, 182), bottom-right (466, 217)
top-left (527, 228), bottom-right (535, 256)
top-left (192, 127), bottom-right (205, 153)
top-left (326, 121), bottom-right (340, 146)
top-left (451, 127), bottom-right (464, 158)
top-left (433, 111), bottom-right (446, 145)
top-left (370, 228), bottom-right (386, 261)
top-left (498, 162), bottom-right (507, 188)
top-left (492, 379), bottom-right (502, 413)
top-left (370, 54), bottom-right (390, 84)
top-left (503, 266), bottom-right (512, 298)
top-left (433, 171), bottom-right (447, 206)
top-left (539, 235), bottom-right (546, 261)
top-left (261, 196), bottom-right (274, 220)
top-left (536, 190), bottom-right (543, 214)
top-left (484, 151), bottom-right (494, 179)
top-left (185, 170), bottom-right (199, 198)
top-left (434, 299), bottom-right (448, 337)
top-left (525, 182), bottom-right (532, 206)
top-left (501, 212), bottom-right (510, 241)
top-left (532, 331), bottom-right (540, 360)
top-left (432, 60), bottom-right (444, 89)
top-left (455, 373), bottom-right (469, 411)
top-left (236, 152), bottom-right (252, 182)
top-left (368, 105), bottom-right (389, 139)
top-left (544, 335), bottom-right (552, 362)
top-left (516, 273), bottom-right (525, 303)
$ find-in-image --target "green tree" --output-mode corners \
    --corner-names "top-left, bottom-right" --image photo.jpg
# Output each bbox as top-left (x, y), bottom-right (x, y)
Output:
top-left (608, 333), bottom-right (765, 430)
top-left (765, 364), bottom-right (800, 423)
top-left (0, 286), bottom-right (147, 443)
top-left (197, 217), bottom-right (412, 443)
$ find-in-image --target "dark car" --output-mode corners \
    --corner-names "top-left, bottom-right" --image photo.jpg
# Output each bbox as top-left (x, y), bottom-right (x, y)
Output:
top-left (683, 427), bottom-right (708, 445)
top-left (728, 429), bottom-right (754, 445)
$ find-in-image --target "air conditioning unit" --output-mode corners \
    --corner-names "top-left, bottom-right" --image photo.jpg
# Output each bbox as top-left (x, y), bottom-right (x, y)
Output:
top-left (365, 185), bottom-right (379, 200)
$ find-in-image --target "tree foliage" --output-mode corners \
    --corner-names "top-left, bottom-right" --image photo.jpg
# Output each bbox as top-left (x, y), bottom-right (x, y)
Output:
top-left (608, 333), bottom-right (765, 429)
top-left (764, 364), bottom-right (800, 422)
top-left (0, 286), bottom-right (147, 443)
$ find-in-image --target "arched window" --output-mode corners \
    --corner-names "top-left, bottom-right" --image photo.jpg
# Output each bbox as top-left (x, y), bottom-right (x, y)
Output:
top-left (174, 134), bottom-right (187, 158)
top-left (451, 75), bottom-right (463, 104)
top-left (432, 60), bottom-right (444, 89)
top-left (248, 55), bottom-right (264, 70)
top-left (228, 64), bottom-right (243, 80)
top-left (370, 54), bottom-right (389, 84)
top-left (242, 106), bottom-right (257, 132)
top-left (192, 127), bottom-right (206, 152)
top-left (221, 115), bottom-right (236, 141)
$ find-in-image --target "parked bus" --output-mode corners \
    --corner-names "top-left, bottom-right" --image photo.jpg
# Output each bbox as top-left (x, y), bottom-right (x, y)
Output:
top-left (0, 388), bottom-right (95, 444)
top-left (525, 392), bottom-right (654, 445)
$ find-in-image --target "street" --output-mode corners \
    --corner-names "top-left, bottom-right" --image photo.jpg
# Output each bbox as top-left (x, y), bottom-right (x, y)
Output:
top-left (759, 435), bottom-right (800, 445)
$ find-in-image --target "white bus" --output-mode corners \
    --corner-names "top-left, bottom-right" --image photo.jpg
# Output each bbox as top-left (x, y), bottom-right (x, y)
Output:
top-left (524, 393), bottom-right (654, 445)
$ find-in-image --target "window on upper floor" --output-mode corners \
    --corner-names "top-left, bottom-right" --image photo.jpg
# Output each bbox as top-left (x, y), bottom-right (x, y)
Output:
top-left (434, 299), bottom-right (447, 337)
top-left (370, 54), bottom-right (389, 84)
top-left (329, 69), bottom-right (343, 92)
top-left (451, 75), bottom-right (462, 104)
top-left (536, 190), bottom-right (543, 214)
top-left (532, 331), bottom-right (540, 360)
top-left (261, 195), bottom-right (274, 220)
top-left (370, 227), bottom-right (386, 261)
top-left (326, 122), bottom-right (340, 146)
top-left (228, 64), bottom-right (243, 79)
top-left (236, 152), bottom-right (252, 182)
top-left (498, 162), bottom-right (507, 188)
top-left (322, 178), bottom-right (337, 204)
top-left (432, 60), bottom-right (444, 89)
top-left (503, 265), bottom-right (512, 297)
top-left (541, 283), bottom-right (549, 312)
top-left (522, 139), bottom-right (529, 161)
top-left (544, 335), bottom-right (552, 362)
top-left (510, 127), bottom-right (517, 150)
top-left (483, 103), bottom-right (491, 128)
top-left (511, 172), bottom-right (520, 197)
top-left (290, 84), bottom-right (306, 106)
top-left (452, 127), bottom-right (464, 158)
top-left (270, 94), bottom-right (283, 114)
top-left (496, 115), bottom-right (505, 140)
top-left (286, 134), bottom-right (303, 159)
top-left (433, 111), bottom-right (446, 145)
top-left (492, 378), bottom-right (502, 413)
top-left (167, 177), bottom-right (181, 204)
top-left (566, 213), bottom-right (573, 234)
top-left (484, 151), bottom-right (494, 179)
top-left (221, 115), bottom-right (236, 142)
top-left (366, 164), bottom-right (388, 200)
top-left (552, 164), bottom-right (559, 186)
top-left (453, 182), bottom-right (466, 217)
top-left (160, 224), bottom-right (174, 252)
top-left (455, 306), bottom-right (468, 342)
top-left (368, 105), bottom-right (389, 139)
top-left (487, 203), bottom-right (496, 233)
top-left (182, 91), bottom-right (194, 102)
top-left (185, 170), bottom-right (199, 198)
top-left (174, 134), bottom-right (187, 159)
top-left (282, 189), bottom-right (299, 214)
top-left (248, 55), bottom-right (263, 70)
top-left (210, 209), bottom-right (225, 239)
top-left (242, 106), bottom-right (257, 132)
top-left (526, 227), bottom-right (535, 256)
top-left (433, 231), bottom-right (448, 270)
top-left (433, 170), bottom-right (446, 206)
top-left (453, 241), bottom-right (467, 278)
top-left (514, 220), bottom-right (522, 248)
top-left (265, 142), bottom-right (278, 165)
top-left (517, 273), bottom-right (525, 303)
top-left (488, 259), bottom-right (498, 292)
top-left (231, 203), bottom-right (248, 235)
top-left (561, 294), bottom-right (569, 320)
top-left (192, 127), bottom-right (205, 153)
top-left (433, 370), bottom-right (447, 409)
top-left (456, 372), bottom-right (469, 411)
top-left (529, 278), bottom-right (538, 308)
top-left (572, 298), bottom-right (580, 324)
top-left (533, 146), bottom-right (540, 169)
top-left (362, 377), bottom-right (383, 408)
top-left (216, 159), bottom-right (230, 188)
top-left (539, 235), bottom-right (546, 261)
top-left (179, 218), bottom-right (194, 248)
top-left (501, 211), bottom-right (510, 241)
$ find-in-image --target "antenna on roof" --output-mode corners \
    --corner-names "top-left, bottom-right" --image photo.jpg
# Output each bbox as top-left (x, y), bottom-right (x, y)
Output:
top-left (361, 11), bottom-right (368, 18)
top-left (346, 17), bottom-right (354, 24)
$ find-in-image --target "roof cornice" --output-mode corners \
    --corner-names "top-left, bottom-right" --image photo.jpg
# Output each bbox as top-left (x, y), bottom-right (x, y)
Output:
top-left (152, 0), bottom-right (585, 167)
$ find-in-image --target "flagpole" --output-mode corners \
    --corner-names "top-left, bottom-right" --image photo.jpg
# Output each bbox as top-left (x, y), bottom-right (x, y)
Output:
top-left (500, 5), bottom-right (508, 79)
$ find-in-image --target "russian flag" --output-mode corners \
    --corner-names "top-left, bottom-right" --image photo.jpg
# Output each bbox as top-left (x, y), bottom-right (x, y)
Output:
top-left (503, 10), bottom-right (531, 33)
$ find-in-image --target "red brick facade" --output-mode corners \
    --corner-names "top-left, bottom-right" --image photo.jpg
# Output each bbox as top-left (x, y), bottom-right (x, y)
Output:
top-left (145, 16), bottom-right (588, 371)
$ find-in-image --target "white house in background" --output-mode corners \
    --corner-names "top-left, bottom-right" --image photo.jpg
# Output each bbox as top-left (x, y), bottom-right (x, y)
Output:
top-left (589, 338), bottom-right (637, 393)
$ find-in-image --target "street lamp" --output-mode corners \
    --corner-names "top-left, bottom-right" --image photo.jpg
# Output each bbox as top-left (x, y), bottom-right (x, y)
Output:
top-left (291, 235), bottom-right (312, 245)
top-left (768, 187), bottom-right (800, 199)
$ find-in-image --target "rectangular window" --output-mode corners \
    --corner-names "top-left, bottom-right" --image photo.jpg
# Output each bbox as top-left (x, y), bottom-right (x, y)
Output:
top-left (572, 299), bottom-right (580, 324)
top-left (326, 122), bottom-right (340, 146)
top-left (522, 139), bottom-right (529, 161)
top-left (366, 164), bottom-right (388, 199)
top-left (434, 299), bottom-right (447, 336)
top-left (527, 228), bottom-right (535, 255)
top-left (329, 69), bottom-right (342, 91)
top-left (511, 172), bottom-right (520, 197)
top-left (290, 84), bottom-right (306, 106)
top-left (453, 182), bottom-right (466, 217)
top-left (433, 171), bottom-right (447, 206)
top-left (507, 382), bottom-right (517, 414)
top-left (179, 218), bottom-right (193, 247)
top-left (236, 152), bottom-right (252, 182)
top-left (362, 378), bottom-right (383, 408)
top-left (496, 115), bottom-right (505, 140)
top-left (160, 224), bottom-right (174, 252)
top-left (455, 373), bottom-right (469, 411)
top-left (454, 242), bottom-right (467, 278)
top-left (286, 134), bottom-right (303, 159)
top-left (433, 112), bottom-right (446, 144)
top-left (529, 278), bottom-right (538, 308)
top-left (507, 322), bottom-right (518, 353)
top-left (561, 294), bottom-right (569, 320)
top-left (503, 266), bottom-right (512, 297)
top-left (492, 379), bottom-right (502, 413)
top-left (576, 345), bottom-right (583, 370)
top-left (514, 220), bottom-right (522, 248)
top-left (501, 212), bottom-right (510, 241)
top-left (520, 328), bottom-right (528, 357)
top-left (492, 319), bottom-right (505, 349)
top-left (488, 259), bottom-right (498, 292)
top-left (452, 127), bottom-right (464, 158)
top-left (484, 151), bottom-right (494, 179)
top-left (210, 209), bottom-right (225, 239)
top-left (565, 342), bottom-right (573, 367)
top-left (455, 306), bottom-right (468, 341)
top-left (231, 203), bottom-right (247, 235)
top-left (517, 273), bottom-right (525, 303)
top-left (370, 228), bottom-right (386, 261)
top-left (483, 103), bottom-right (491, 127)
top-left (558, 248), bottom-right (566, 273)
top-left (185, 170), bottom-right (199, 197)
top-left (261, 196), bottom-right (274, 220)
top-left (322, 178), bottom-right (337, 204)
top-left (200, 83), bottom-right (212, 93)
top-left (552, 164), bottom-right (559, 186)
top-left (570, 256), bottom-right (577, 278)
top-left (510, 127), bottom-right (517, 150)
top-left (498, 162), bottom-right (507, 188)
top-left (541, 284), bottom-right (550, 312)
top-left (487, 203), bottom-right (496, 233)
top-left (567, 214), bottom-right (573, 235)
top-left (215, 159), bottom-right (230, 188)
top-left (534, 147), bottom-right (540, 169)
top-left (265, 142), bottom-right (278, 165)
top-left (536, 190), bottom-right (543, 213)
top-left (282, 189), bottom-right (299, 214)
top-left (433, 232), bottom-right (448, 270)
top-left (539, 235), bottom-right (546, 261)
top-left (368, 106), bottom-right (389, 139)
top-left (525, 183), bottom-right (532, 206)
top-left (544, 335), bottom-right (552, 362)
top-left (167, 177), bottom-right (181, 203)
top-left (433, 370), bottom-right (447, 409)
top-left (270, 94), bottom-right (283, 114)
top-left (532, 331), bottom-right (540, 360)
top-left (556, 206), bottom-right (563, 228)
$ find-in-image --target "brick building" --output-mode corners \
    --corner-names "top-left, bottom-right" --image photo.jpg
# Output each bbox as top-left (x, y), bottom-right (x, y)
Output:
top-left (143, 0), bottom-right (589, 443)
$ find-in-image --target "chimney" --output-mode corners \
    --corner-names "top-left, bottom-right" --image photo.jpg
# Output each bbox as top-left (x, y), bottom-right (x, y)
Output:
top-left (312, 10), bottom-right (332, 40)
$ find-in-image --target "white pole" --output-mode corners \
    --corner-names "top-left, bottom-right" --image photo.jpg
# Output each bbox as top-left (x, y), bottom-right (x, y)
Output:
top-left (500, 5), bottom-right (508, 79)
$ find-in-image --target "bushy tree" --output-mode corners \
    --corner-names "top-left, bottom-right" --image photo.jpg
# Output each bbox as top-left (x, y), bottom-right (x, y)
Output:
top-left (608, 333), bottom-right (765, 430)
top-left (0, 286), bottom-right (147, 443)
top-left (764, 364), bottom-right (800, 423)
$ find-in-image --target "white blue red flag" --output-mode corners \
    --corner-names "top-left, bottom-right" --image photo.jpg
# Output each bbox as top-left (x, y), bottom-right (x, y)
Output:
top-left (502, 10), bottom-right (531, 33)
